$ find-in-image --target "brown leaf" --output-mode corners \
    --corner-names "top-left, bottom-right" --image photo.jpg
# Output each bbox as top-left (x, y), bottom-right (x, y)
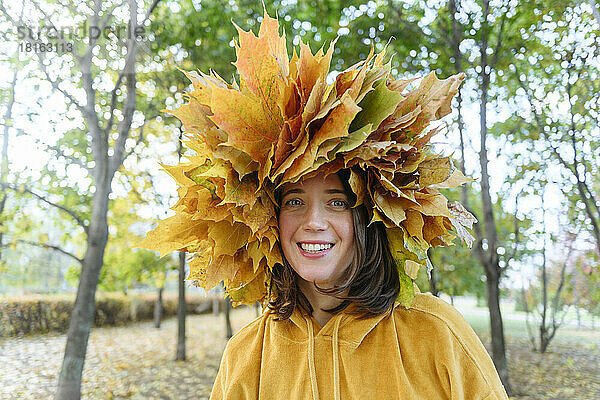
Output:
top-left (282, 91), bottom-right (361, 182)
top-left (414, 191), bottom-right (453, 218)
top-left (232, 14), bottom-right (286, 121)
top-left (297, 40), bottom-right (335, 101)
top-left (135, 214), bottom-right (208, 256)
top-left (431, 168), bottom-right (475, 189)
top-left (207, 221), bottom-right (251, 258)
top-left (373, 190), bottom-right (407, 226)
top-left (418, 157), bottom-right (453, 188)
top-left (422, 216), bottom-right (449, 243)
top-left (349, 168), bottom-right (366, 207)
top-left (402, 209), bottom-right (425, 241)
top-left (206, 254), bottom-right (239, 288)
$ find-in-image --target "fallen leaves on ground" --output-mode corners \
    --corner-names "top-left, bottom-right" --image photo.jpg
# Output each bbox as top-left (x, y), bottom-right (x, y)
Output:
top-left (473, 326), bottom-right (600, 400)
top-left (0, 308), bottom-right (258, 399)
top-left (1, 308), bottom-right (598, 399)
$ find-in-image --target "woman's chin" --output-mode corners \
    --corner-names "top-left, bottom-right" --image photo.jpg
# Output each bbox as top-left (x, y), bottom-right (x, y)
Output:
top-left (297, 274), bottom-right (337, 289)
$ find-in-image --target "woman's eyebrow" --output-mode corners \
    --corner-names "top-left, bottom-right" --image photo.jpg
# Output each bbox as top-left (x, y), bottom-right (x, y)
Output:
top-left (281, 188), bottom-right (346, 197)
top-left (281, 188), bottom-right (305, 198)
top-left (325, 189), bottom-right (346, 195)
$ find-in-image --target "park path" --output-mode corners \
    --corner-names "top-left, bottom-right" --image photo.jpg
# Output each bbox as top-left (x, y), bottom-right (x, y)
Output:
top-left (0, 308), bottom-right (258, 399)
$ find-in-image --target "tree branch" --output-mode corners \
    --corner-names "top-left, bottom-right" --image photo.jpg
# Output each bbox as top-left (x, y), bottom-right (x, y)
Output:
top-left (99, 0), bottom-right (127, 33)
top-left (109, 0), bottom-right (141, 174)
top-left (587, 0), bottom-right (600, 28)
top-left (122, 119), bottom-right (148, 162)
top-left (503, 190), bottom-right (522, 270)
top-left (386, 0), bottom-right (424, 38)
top-left (1, 183), bottom-right (88, 234)
top-left (515, 66), bottom-right (578, 176)
top-left (550, 232), bottom-right (577, 330)
top-left (8, 239), bottom-right (83, 264)
top-left (0, 2), bottom-right (24, 257)
top-left (141, 0), bottom-right (162, 26)
top-left (582, 179), bottom-right (600, 221)
top-left (104, 72), bottom-right (125, 138)
top-left (101, 0), bottom-right (158, 142)
top-left (490, 4), bottom-right (508, 70)
top-left (48, 144), bottom-right (92, 173)
top-left (28, 0), bottom-right (83, 62)
top-left (0, 3), bottom-right (16, 25)
top-left (567, 72), bottom-right (600, 254)
top-left (84, 0), bottom-right (103, 55)
top-left (36, 55), bottom-right (87, 115)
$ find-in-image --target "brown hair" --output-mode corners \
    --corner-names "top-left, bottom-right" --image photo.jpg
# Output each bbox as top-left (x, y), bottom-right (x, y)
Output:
top-left (268, 169), bottom-right (400, 320)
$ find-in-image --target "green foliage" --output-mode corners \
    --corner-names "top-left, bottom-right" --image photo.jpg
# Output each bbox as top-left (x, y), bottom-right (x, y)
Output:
top-left (417, 182), bottom-right (532, 298)
top-left (64, 192), bottom-right (177, 292)
top-left (490, 2), bottom-right (600, 251)
top-left (571, 250), bottom-right (600, 317)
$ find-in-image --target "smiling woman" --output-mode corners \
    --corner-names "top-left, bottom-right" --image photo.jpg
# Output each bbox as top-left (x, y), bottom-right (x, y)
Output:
top-left (139, 10), bottom-right (508, 400)
top-left (279, 173), bottom-right (355, 289)
top-left (271, 170), bottom-right (400, 327)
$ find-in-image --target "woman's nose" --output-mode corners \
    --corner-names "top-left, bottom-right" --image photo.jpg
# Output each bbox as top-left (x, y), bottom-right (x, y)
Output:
top-left (302, 203), bottom-right (328, 231)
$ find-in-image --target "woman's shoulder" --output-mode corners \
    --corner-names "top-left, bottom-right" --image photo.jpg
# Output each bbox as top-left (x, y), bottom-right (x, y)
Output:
top-left (393, 292), bottom-right (473, 334)
top-left (390, 293), bottom-right (487, 365)
top-left (225, 309), bottom-right (274, 351)
top-left (390, 293), bottom-right (507, 398)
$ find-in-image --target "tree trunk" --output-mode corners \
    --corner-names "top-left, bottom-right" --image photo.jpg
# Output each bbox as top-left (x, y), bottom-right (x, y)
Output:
top-left (539, 212), bottom-right (548, 353)
top-left (589, 0), bottom-right (600, 30)
top-left (449, 0), bottom-right (470, 208)
top-left (254, 302), bottom-right (261, 317)
top-left (225, 298), bottom-right (233, 339)
top-left (478, 52), bottom-right (512, 395)
top-left (573, 274), bottom-right (581, 329)
top-left (485, 275), bottom-right (510, 390)
top-left (213, 297), bottom-right (220, 315)
top-left (428, 266), bottom-right (439, 297)
top-left (427, 248), bottom-right (439, 296)
top-left (154, 286), bottom-right (164, 329)
top-left (55, 189), bottom-right (109, 400)
top-left (449, 4), bottom-right (511, 381)
top-left (0, 48), bottom-right (19, 260)
top-left (176, 251), bottom-right (186, 361)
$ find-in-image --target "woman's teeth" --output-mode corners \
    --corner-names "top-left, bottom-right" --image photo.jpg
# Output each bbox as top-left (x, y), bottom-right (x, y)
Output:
top-left (300, 243), bottom-right (333, 253)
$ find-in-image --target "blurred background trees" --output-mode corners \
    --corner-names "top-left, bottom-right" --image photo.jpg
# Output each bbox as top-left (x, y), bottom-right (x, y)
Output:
top-left (0, 0), bottom-right (598, 398)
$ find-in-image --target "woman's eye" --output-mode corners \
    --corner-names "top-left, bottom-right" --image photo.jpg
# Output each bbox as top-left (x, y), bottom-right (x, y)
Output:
top-left (285, 199), bottom-right (302, 207)
top-left (330, 200), bottom-right (349, 208)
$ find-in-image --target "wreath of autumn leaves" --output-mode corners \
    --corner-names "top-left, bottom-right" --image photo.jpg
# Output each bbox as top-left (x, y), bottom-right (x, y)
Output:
top-left (138, 11), bottom-right (477, 307)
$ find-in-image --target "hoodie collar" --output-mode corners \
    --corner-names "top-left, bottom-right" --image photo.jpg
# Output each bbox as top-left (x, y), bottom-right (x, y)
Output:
top-left (286, 304), bottom-right (393, 349)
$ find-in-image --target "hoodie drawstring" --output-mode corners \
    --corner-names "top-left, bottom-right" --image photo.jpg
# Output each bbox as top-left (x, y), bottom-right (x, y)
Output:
top-left (307, 318), bottom-right (320, 400)
top-left (332, 316), bottom-right (342, 400)
top-left (306, 315), bottom-right (342, 400)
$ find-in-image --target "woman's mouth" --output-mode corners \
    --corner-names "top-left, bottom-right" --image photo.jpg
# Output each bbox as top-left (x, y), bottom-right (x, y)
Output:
top-left (297, 242), bottom-right (334, 254)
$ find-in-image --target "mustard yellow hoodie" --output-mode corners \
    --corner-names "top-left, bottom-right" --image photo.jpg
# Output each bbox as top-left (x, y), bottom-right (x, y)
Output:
top-left (210, 293), bottom-right (508, 399)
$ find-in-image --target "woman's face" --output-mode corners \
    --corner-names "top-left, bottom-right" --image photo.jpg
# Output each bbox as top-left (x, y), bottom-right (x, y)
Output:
top-left (278, 173), bottom-right (354, 288)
